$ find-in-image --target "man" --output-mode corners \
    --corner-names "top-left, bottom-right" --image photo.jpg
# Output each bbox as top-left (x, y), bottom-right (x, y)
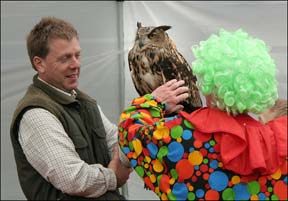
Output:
top-left (10, 16), bottom-right (188, 200)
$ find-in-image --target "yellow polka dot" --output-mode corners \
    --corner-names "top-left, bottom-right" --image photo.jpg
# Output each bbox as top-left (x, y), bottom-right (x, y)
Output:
top-left (188, 151), bottom-right (203, 165)
top-left (188, 186), bottom-right (194, 191)
top-left (147, 100), bottom-right (158, 107)
top-left (153, 159), bottom-right (164, 172)
top-left (141, 112), bottom-right (151, 120)
top-left (155, 187), bottom-right (160, 194)
top-left (169, 178), bottom-right (175, 185)
top-left (177, 137), bottom-right (182, 143)
top-left (250, 194), bottom-right (259, 200)
top-left (271, 168), bottom-right (281, 180)
top-left (167, 189), bottom-right (171, 194)
top-left (153, 124), bottom-right (169, 140)
top-left (144, 164), bottom-right (149, 169)
top-left (149, 174), bottom-right (156, 183)
top-left (145, 156), bottom-right (151, 163)
top-left (218, 162), bottom-right (223, 167)
top-left (161, 193), bottom-right (168, 200)
top-left (231, 175), bottom-right (241, 184)
top-left (132, 139), bottom-right (142, 157)
top-left (119, 113), bottom-right (130, 121)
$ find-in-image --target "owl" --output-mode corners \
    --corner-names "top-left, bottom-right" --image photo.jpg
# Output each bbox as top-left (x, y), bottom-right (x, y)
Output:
top-left (128, 22), bottom-right (202, 113)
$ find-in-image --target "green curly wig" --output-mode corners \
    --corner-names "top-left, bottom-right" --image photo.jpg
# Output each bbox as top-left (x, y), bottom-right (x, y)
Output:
top-left (192, 29), bottom-right (278, 115)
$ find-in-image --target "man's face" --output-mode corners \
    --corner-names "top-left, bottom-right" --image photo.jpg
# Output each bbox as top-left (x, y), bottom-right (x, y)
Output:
top-left (36, 37), bottom-right (81, 93)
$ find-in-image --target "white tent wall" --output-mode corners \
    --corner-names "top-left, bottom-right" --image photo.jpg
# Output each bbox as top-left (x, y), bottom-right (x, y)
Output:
top-left (1, 1), bottom-right (287, 200)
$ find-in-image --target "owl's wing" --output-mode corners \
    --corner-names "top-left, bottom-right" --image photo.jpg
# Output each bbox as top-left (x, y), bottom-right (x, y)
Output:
top-left (128, 48), bottom-right (162, 96)
top-left (156, 49), bottom-right (203, 112)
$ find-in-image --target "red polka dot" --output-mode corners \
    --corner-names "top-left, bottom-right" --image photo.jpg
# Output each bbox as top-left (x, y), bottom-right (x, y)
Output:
top-left (192, 176), bottom-right (198, 182)
top-left (212, 153), bottom-right (218, 159)
top-left (260, 185), bottom-right (267, 192)
top-left (274, 180), bottom-right (287, 200)
top-left (200, 148), bottom-right (208, 157)
top-left (144, 176), bottom-right (155, 191)
top-left (228, 181), bottom-right (232, 187)
top-left (176, 159), bottom-right (194, 180)
top-left (265, 192), bottom-right (270, 197)
top-left (183, 153), bottom-right (188, 159)
top-left (127, 152), bottom-right (134, 158)
top-left (196, 170), bottom-right (201, 176)
top-left (207, 153), bottom-right (213, 159)
top-left (164, 118), bottom-right (182, 129)
top-left (205, 189), bottom-right (220, 200)
top-left (163, 135), bottom-right (171, 144)
top-left (200, 164), bottom-right (209, 172)
top-left (209, 168), bottom-right (214, 173)
top-left (203, 173), bottom-right (210, 181)
top-left (258, 176), bottom-right (267, 185)
top-left (194, 140), bottom-right (202, 148)
top-left (159, 174), bottom-right (170, 193)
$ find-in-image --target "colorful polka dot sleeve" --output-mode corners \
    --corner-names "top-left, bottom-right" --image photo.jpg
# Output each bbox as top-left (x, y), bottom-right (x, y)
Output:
top-left (118, 95), bottom-right (287, 201)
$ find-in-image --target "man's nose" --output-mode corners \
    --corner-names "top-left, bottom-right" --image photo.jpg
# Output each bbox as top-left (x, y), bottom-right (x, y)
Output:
top-left (70, 56), bottom-right (80, 68)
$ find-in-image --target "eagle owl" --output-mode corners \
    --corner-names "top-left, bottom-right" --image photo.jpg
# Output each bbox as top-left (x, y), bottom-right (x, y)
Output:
top-left (128, 22), bottom-right (202, 113)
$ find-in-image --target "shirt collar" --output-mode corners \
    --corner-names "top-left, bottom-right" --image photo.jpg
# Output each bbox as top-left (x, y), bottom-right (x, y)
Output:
top-left (37, 77), bottom-right (77, 98)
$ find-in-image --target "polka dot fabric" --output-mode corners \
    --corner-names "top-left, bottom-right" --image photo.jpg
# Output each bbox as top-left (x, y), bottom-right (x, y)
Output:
top-left (118, 94), bottom-right (287, 200)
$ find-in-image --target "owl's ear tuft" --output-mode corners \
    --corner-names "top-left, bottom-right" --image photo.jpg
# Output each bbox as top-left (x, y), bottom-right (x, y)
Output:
top-left (157, 25), bottom-right (171, 31)
top-left (137, 22), bottom-right (142, 29)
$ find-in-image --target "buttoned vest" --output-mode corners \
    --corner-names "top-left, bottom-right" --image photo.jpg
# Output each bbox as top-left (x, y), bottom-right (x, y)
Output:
top-left (10, 74), bottom-right (124, 200)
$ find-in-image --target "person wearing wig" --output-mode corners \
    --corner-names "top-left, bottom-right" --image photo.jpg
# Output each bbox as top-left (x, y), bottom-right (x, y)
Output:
top-left (118, 29), bottom-right (287, 200)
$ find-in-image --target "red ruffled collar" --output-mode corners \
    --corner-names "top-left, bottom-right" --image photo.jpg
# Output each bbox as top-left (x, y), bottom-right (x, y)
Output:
top-left (180, 107), bottom-right (287, 175)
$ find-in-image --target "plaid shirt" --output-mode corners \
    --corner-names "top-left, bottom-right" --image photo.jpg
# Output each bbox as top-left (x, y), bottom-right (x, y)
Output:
top-left (18, 79), bottom-right (130, 198)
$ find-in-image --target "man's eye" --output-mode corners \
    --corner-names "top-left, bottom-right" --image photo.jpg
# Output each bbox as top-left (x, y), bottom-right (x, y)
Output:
top-left (59, 56), bottom-right (69, 63)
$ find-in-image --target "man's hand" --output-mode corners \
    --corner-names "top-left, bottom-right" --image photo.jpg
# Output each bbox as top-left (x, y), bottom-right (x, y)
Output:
top-left (108, 144), bottom-right (133, 188)
top-left (151, 79), bottom-right (189, 114)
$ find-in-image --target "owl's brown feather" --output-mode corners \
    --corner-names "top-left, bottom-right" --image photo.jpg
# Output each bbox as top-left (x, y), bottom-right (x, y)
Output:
top-left (128, 22), bottom-right (202, 113)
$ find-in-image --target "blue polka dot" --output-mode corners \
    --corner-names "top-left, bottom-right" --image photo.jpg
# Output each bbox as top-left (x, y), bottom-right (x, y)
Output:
top-left (130, 159), bottom-right (137, 167)
top-left (204, 143), bottom-right (210, 148)
top-left (135, 120), bottom-right (143, 125)
top-left (258, 192), bottom-right (266, 200)
top-left (209, 147), bottom-right (214, 153)
top-left (147, 142), bottom-right (158, 159)
top-left (208, 171), bottom-right (229, 191)
top-left (194, 165), bottom-right (200, 170)
top-left (210, 160), bottom-right (218, 169)
top-left (122, 147), bottom-right (130, 154)
top-left (195, 189), bottom-right (205, 198)
top-left (233, 183), bottom-right (250, 200)
top-left (165, 116), bottom-right (177, 122)
top-left (284, 176), bottom-right (287, 184)
top-left (182, 130), bottom-right (192, 140)
top-left (189, 147), bottom-right (195, 152)
top-left (172, 182), bottom-right (188, 200)
top-left (167, 142), bottom-right (184, 162)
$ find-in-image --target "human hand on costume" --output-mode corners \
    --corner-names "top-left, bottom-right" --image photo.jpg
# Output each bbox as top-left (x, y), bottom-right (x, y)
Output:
top-left (151, 79), bottom-right (189, 114)
top-left (108, 144), bottom-right (133, 188)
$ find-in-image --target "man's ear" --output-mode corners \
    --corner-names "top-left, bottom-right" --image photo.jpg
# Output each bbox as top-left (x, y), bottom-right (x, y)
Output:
top-left (33, 56), bottom-right (45, 73)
